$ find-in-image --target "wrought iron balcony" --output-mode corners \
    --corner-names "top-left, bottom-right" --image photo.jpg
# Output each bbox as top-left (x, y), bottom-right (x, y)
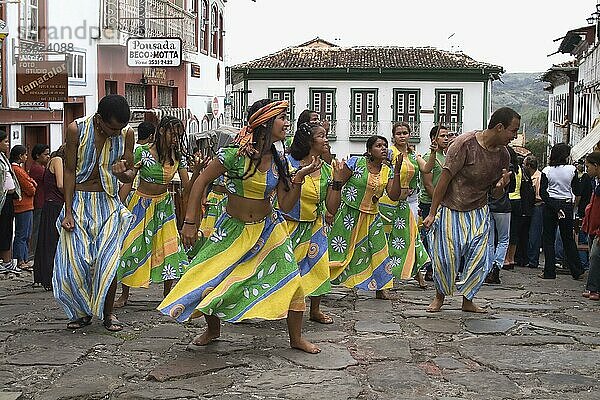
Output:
top-left (349, 121), bottom-right (380, 141)
top-left (103, 0), bottom-right (197, 55)
top-left (324, 120), bottom-right (337, 140)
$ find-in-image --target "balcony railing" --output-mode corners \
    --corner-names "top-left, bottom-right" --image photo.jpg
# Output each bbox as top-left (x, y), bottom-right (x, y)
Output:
top-left (324, 120), bottom-right (337, 140)
top-left (570, 123), bottom-right (588, 146)
top-left (349, 121), bottom-right (380, 140)
top-left (103, 0), bottom-right (197, 54)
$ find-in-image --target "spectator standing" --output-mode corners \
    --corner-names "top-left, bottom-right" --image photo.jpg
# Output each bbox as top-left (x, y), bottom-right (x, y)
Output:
top-left (10, 145), bottom-right (37, 271)
top-left (0, 131), bottom-right (21, 274)
top-left (33, 145), bottom-right (65, 290)
top-left (28, 144), bottom-right (50, 263)
top-left (540, 143), bottom-right (585, 280)
top-left (582, 151), bottom-right (600, 301)
top-left (524, 155), bottom-right (543, 269)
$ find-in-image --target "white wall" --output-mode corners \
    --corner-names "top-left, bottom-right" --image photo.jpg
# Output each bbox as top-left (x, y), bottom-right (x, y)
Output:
top-left (547, 82), bottom-right (569, 145)
top-left (246, 79), bottom-right (486, 157)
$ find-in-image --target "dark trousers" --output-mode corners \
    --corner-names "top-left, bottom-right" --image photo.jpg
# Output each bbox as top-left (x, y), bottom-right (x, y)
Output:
top-left (542, 199), bottom-right (584, 279)
top-left (587, 235), bottom-right (600, 292)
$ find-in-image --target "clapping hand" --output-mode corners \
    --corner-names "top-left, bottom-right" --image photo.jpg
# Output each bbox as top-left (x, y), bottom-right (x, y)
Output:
top-left (331, 158), bottom-right (346, 182)
top-left (394, 152), bottom-right (404, 174)
top-left (495, 169), bottom-right (512, 189)
top-left (298, 156), bottom-right (322, 177)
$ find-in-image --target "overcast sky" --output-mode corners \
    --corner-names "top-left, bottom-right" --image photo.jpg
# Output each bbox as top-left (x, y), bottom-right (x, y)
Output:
top-left (224, 0), bottom-right (596, 73)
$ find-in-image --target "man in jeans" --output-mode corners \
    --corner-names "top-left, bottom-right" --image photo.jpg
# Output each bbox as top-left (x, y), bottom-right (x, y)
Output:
top-left (524, 155), bottom-right (543, 268)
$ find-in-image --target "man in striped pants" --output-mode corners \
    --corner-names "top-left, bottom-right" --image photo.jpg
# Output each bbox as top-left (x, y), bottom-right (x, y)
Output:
top-left (422, 107), bottom-right (520, 312)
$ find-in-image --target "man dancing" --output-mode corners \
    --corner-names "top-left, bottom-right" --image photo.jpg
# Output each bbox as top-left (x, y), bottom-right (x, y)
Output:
top-left (423, 107), bottom-right (519, 312)
top-left (53, 95), bottom-right (135, 331)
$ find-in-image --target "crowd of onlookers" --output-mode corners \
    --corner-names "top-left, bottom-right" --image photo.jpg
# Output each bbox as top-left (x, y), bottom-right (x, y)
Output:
top-left (0, 130), bottom-right (65, 290)
top-left (483, 142), bottom-right (599, 301)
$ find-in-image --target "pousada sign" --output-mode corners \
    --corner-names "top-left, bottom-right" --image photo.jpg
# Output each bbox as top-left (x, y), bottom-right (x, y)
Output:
top-left (127, 37), bottom-right (182, 68)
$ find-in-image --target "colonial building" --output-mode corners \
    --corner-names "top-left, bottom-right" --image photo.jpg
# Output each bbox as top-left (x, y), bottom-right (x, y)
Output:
top-left (0, 0), bottom-right (226, 152)
top-left (231, 38), bottom-right (503, 157)
top-left (543, 13), bottom-right (600, 160)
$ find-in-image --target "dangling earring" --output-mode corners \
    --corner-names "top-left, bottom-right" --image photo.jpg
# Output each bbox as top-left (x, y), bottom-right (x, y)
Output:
top-left (368, 153), bottom-right (374, 162)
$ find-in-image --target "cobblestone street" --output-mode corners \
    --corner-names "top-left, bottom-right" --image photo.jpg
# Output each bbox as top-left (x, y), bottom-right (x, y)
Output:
top-left (1, 266), bottom-right (599, 400)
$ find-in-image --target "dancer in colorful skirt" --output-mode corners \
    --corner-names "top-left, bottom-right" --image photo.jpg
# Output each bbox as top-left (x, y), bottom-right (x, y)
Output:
top-left (379, 122), bottom-right (436, 287)
top-left (423, 107), bottom-right (518, 313)
top-left (285, 122), bottom-right (343, 324)
top-left (114, 116), bottom-right (191, 308)
top-left (159, 99), bottom-right (322, 353)
top-left (328, 135), bottom-right (403, 299)
top-left (53, 94), bottom-right (135, 331)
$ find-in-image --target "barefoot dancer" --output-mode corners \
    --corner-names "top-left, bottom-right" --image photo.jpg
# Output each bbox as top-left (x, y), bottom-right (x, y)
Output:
top-left (53, 95), bottom-right (135, 331)
top-left (380, 122), bottom-right (436, 289)
top-left (328, 135), bottom-right (403, 299)
top-left (423, 107), bottom-right (518, 313)
top-left (115, 116), bottom-right (191, 308)
top-left (158, 99), bottom-right (321, 353)
top-left (285, 122), bottom-right (342, 324)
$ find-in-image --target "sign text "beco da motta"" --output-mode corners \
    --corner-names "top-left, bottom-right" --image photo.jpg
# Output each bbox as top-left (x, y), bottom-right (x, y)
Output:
top-left (127, 38), bottom-right (182, 67)
top-left (16, 60), bottom-right (68, 102)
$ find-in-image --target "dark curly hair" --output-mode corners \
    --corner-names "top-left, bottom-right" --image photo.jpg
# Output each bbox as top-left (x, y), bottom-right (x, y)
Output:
top-left (226, 99), bottom-right (291, 191)
top-left (289, 122), bottom-right (322, 161)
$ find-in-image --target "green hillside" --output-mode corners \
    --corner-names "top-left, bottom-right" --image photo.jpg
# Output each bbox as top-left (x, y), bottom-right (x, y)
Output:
top-left (492, 72), bottom-right (548, 137)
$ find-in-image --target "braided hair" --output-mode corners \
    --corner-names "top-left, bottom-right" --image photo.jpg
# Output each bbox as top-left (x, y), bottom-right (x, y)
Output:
top-left (225, 99), bottom-right (291, 191)
top-left (154, 115), bottom-right (191, 167)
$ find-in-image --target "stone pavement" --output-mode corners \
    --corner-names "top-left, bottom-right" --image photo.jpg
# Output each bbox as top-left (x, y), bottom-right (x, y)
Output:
top-left (1, 266), bottom-right (599, 400)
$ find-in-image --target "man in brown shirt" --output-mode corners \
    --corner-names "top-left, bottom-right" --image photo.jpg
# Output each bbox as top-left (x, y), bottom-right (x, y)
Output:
top-left (423, 107), bottom-right (519, 313)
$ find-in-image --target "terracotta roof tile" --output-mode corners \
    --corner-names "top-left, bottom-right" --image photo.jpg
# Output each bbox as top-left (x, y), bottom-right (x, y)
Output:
top-left (233, 41), bottom-right (503, 72)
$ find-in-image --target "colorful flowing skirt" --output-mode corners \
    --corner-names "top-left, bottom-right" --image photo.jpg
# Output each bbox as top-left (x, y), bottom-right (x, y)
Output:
top-left (380, 199), bottom-right (430, 279)
top-left (158, 210), bottom-right (305, 323)
top-left (286, 217), bottom-right (331, 297)
top-left (329, 204), bottom-right (394, 290)
top-left (199, 191), bottom-right (228, 238)
top-left (53, 191), bottom-right (133, 320)
top-left (118, 191), bottom-right (188, 287)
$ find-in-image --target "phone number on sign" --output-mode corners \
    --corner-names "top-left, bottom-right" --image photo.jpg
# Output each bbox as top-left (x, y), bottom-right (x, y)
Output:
top-left (130, 59), bottom-right (176, 66)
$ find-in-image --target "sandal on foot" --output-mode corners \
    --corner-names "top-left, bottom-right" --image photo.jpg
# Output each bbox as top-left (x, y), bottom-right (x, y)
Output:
top-left (103, 315), bottom-right (123, 332)
top-left (66, 317), bottom-right (92, 330)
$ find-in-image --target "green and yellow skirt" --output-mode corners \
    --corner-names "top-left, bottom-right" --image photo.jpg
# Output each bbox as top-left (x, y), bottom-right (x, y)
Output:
top-left (329, 204), bottom-right (394, 290)
top-left (118, 191), bottom-right (188, 287)
top-left (158, 210), bottom-right (305, 323)
top-left (286, 217), bottom-right (331, 297)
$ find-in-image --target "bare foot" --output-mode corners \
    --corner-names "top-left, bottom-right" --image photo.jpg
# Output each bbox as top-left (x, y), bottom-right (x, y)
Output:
top-left (113, 295), bottom-right (128, 309)
top-left (416, 272), bottom-right (427, 289)
top-left (462, 299), bottom-right (487, 313)
top-left (375, 289), bottom-right (400, 300)
top-left (426, 293), bottom-right (445, 312)
top-left (290, 337), bottom-right (321, 354)
top-left (190, 329), bottom-right (220, 346)
top-left (309, 311), bottom-right (334, 324)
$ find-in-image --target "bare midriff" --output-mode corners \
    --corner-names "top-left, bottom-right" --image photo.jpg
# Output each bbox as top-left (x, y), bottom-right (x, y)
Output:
top-left (137, 180), bottom-right (168, 196)
top-left (226, 193), bottom-right (272, 223)
top-left (76, 164), bottom-right (103, 192)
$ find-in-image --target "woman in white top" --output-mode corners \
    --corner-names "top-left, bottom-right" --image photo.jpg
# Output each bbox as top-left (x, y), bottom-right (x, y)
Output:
top-left (539, 143), bottom-right (585, 280)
